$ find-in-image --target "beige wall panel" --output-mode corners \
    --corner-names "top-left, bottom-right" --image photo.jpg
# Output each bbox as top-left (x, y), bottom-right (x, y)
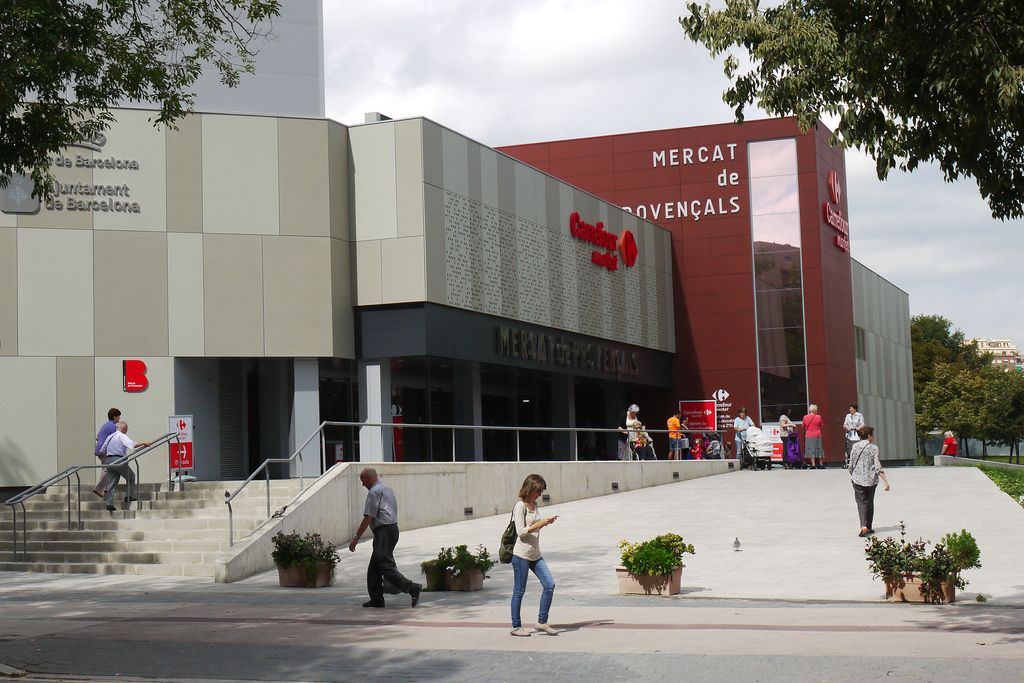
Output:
top-left (94, 356), bottom-right (175, 484)
top-left (203, 234), bottom-right (265, 356)
top-left (202, 115), bottom-right (279, 235)
top-left (166, 114), bottom-right (204, 233)
top-left (381, 237), bottom-right (426, 304)
top-left (0, 357), bottom-right (57, 486)
top-left (94, 231), bottom-right (168, 356)
top-left (355, 240), bottom-right (382, 305)
top-left (395, 120), bottom-right (425, 237)
top-left (56, 356), bottom-right (95, 472)
top-left (327, 122), bottom-right (350, 241)
top-left (330, 238), bottom-right (355, 358)
top-left (167, 233), bottom-right (205, 356)
top-left (19, 149), bottom-right (94, 230)
top-left (0, 228), bottom-right (16, 355)
top-left (18, 229), bottom-right (93, 356)
top-left (278, 119), bottom-right (330, 237)
top-left (349, 124), bottom-right (398, 241)
top-left (93, 109), bottom-right (166, 231)
top-left (263, 236), bottom-right (332, 356)
top-left (0, 202), bottom-right (14, 227)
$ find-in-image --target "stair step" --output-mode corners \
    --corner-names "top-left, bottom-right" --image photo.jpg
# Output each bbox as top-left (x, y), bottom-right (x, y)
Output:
top-left (7, 551), bottom-right (160, 563)
top-left (0, 538), bottom-right (233, 553)
top-left (0, 561), bottom-right (217, 577)
top-left (16, 497), bottom-right (295, 514)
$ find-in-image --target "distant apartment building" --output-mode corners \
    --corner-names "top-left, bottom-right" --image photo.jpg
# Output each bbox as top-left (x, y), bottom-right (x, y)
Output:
top-left (973, 338), bottom-right (1023, 371)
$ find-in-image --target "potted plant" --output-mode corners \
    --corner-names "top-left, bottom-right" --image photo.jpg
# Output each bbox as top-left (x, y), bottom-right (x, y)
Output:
top-left (616, 533), bottom-right (696, 596)
top-left (271, 531), bottom-right (338, 588)
top-left (421, 544), bottom-right (495, 591)
top-left (865, 523), bottom-right (981, 603)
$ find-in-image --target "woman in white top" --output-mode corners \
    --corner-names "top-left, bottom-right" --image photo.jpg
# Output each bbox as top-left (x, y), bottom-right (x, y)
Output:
top-left (509, 473), bottom-right (559, 637)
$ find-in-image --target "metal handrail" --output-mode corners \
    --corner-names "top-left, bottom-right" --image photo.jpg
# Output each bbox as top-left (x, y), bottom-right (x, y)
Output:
top-left (3, 432), bottom-right (180, 560)
top-left (224, 426), bottom-right (320, 546)
top-left (223, 419), bottom-right (733, 546)
top-left (321, 420), bottom-right (730, 464)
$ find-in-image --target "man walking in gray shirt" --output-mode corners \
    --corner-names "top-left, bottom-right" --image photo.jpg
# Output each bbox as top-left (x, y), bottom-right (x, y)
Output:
top-left (348, 468), bottom-right (422, 608)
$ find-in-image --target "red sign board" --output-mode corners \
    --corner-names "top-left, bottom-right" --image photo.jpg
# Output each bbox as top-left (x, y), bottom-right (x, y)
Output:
top-left (168, 415), bottom-right (194, 469)
top-left (568, 212), bottom-right (638, 271)
top-left (122, 359), bottom-right (149, 392)
top-left (679, 400), bottom-right (717, 431)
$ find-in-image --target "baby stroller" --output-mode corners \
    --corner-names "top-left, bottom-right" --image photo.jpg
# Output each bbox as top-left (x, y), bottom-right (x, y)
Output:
top-left (744, 426), bottom-right (774, 470)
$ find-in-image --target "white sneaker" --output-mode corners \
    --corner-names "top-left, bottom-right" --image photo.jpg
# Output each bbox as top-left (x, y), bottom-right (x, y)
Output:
top-left (510, 627), bottom-right (531, 637)
top-left (534, 623), bottom-right (559, 635)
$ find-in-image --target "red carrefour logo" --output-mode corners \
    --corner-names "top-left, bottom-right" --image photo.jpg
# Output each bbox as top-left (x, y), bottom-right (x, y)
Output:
top-left (828, 170), bottom-right (842, 204)
top-left (618, 230), bottom-right (638, 267)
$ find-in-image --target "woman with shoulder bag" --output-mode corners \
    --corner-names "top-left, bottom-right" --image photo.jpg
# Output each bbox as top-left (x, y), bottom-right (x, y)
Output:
top-left (509, 473), bottom-right (559, 637)
top-left (848, 426), bottom-right (890, 537)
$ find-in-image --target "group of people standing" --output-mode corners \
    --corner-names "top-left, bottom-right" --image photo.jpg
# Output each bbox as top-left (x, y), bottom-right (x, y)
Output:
top-left (731, 403), bottom-right (868, 470)
top-left (617, 405), bottom-right (724, 461)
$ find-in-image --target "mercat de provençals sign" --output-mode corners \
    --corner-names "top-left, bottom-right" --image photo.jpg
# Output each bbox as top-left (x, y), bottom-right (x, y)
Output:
top-left (496, 325), bottom-right (640, 378)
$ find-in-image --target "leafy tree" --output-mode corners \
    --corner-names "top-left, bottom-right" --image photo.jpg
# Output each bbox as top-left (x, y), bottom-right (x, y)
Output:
top-left (681, 1), bottom-right (1024, 219)
top-left (916, 362), bottom-right (988, 451)
top-left (979, 367), bottom-right (1024, 462)
top-left (1, 0), bottom-right (281, 199)
top-left (910, 315), bottom-right (987, 407)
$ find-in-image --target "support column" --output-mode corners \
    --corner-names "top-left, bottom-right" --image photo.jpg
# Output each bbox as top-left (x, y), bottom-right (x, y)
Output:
top-left (290, 358), bottom-right (321, 477)
top-left (453, 361), bottom-right (483, 461)
top-left (551, 374), bottom-right (576, 459)
top-left (358, 361), bottom-right (393, 462)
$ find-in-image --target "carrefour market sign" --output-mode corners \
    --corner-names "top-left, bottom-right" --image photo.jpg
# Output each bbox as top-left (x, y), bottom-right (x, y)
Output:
top-left (568, 212), bottom-right (638, 272)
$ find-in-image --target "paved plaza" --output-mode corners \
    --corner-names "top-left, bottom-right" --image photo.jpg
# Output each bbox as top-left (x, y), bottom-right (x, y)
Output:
top-left (2, 466), bottom-right (1023, 681)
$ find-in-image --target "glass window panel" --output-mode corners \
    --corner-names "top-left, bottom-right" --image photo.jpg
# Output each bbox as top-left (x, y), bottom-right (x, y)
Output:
top-left (761, 403), bottom-right (805, 424)
top-left (755, 289), bottom-right (804, 329)
top-left (752, 212), bottom-right (801, 251)
top-left (754, 249), bottom-right (803, 290)
top-left (750, 175), bottom-right (799, 215)
top-left (757, 328), bottom-right (807, 369)
top-left (748, 138), bottom-right (798, 178)
top-left (759, 365), bottom-right (808, 414)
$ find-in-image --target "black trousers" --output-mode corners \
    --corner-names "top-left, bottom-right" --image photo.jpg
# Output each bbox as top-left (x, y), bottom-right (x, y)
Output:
top-left (852, 482), bottom-right (877, 530)
top-left (367, 524), bottom-right (414, 602)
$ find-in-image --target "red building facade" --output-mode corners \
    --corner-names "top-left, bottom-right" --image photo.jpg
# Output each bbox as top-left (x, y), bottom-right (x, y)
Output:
top-left (500, 117), bottom-right (856, 462)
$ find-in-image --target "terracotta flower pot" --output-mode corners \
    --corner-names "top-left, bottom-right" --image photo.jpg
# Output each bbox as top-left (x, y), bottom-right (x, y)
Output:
top-left (443, 568), bottom-right (484, 591)
top-left (277, 563), bottom-right (333, 588)
top-left (615, 565), bottom-right (682, 596)
top-left (885, 575), bottom-right (956, 603)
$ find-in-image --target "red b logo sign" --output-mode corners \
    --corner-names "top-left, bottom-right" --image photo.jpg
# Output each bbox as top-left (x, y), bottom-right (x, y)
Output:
top-left (122, 360), bottom-right (149, 393)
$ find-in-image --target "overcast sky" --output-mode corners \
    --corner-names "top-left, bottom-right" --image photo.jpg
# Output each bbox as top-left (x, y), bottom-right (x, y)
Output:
top-left (321, 1), bottom-right (1023, 346)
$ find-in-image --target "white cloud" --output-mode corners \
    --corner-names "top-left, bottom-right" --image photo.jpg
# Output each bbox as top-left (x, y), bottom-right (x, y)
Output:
top-left (322, 1), bottom-right (1024, 345)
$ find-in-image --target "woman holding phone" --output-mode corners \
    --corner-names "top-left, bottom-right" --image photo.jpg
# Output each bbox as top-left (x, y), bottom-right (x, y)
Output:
top-left (509, 473), bottom-right (559, 637)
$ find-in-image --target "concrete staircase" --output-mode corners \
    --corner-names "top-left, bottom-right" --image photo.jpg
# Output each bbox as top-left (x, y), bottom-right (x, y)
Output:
top-left (0, 480), bottom-right (303, 577)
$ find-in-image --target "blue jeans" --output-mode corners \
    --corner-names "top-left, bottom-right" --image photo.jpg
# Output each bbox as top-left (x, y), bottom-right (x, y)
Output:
top-left (511, 555), bottom-right (555, 628)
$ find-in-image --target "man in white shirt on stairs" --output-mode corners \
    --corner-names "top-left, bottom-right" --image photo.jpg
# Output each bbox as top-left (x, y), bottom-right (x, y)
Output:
top-left (100, 421), bottom-right (152, 512)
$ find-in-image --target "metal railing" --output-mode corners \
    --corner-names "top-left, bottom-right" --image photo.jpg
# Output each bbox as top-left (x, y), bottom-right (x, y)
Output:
top-left (317, 420), bottom-right (731, 466)
top-left (224, 427), bottom-right (316, 546)
top-left (224, 419), bottom-right (733, 546)
top-left (3, 432), bottom-right (180, 560)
